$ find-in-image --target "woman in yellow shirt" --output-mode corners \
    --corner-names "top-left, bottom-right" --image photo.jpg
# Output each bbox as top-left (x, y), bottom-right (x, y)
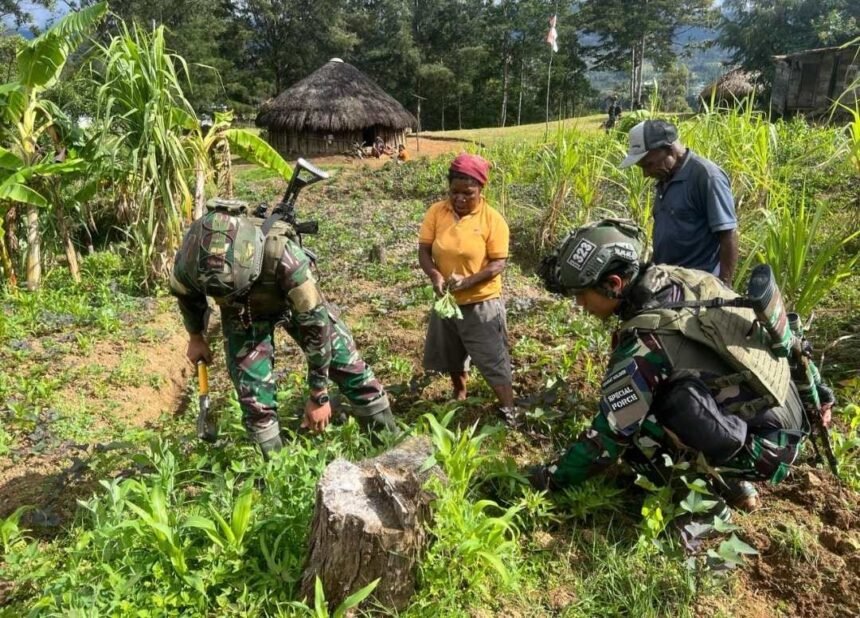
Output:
top-left (418, 153), bottom-right (514, 416)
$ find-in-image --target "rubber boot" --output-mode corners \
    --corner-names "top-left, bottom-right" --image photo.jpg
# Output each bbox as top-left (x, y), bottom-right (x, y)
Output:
top-left (357, 406), bottom-right (401, 441)
top-left (258, 434), bottom-right (283, 460)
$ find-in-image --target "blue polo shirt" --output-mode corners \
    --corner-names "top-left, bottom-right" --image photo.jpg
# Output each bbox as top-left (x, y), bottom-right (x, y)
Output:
top-left (652, 150), bottom-right (737, 273)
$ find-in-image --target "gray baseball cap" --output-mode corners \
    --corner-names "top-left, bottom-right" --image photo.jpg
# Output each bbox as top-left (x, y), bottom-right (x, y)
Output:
top-left (619, 119), bottom-right (679, 168)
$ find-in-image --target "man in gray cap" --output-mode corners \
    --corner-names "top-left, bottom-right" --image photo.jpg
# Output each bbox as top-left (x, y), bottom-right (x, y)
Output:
top-left (620, 119), bottom-right (738, 286)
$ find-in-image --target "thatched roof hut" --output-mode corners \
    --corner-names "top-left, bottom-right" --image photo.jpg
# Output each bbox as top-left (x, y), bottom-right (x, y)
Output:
top-left (256, 58), bottom-right (417, 157)
top-left (698, 68), bottom-right (761, 108)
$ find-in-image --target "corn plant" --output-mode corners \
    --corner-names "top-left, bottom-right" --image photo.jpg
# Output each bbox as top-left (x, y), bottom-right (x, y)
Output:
top-left (418, 410), bottom-right (522, 605)
top-left (183, 480), bottom-right (255, 552)
top-left (0, 506), bottom-right (30, 555)
top-left (122, 479), bottom-right (192, 580)
top-left (285, 576), bottom-right (380, 617)
top-left (738, 190), bottom-right (860, 315)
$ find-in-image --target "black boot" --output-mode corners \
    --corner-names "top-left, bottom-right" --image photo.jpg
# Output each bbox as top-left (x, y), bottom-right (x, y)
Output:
top-left (258, 434), bottom-right (283, 460)
top-left (357, 406), bottom-right (401, 440)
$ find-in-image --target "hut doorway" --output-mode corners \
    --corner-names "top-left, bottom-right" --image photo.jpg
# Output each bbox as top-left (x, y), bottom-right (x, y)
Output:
top-left (362, 126), bottom-right (376, 147)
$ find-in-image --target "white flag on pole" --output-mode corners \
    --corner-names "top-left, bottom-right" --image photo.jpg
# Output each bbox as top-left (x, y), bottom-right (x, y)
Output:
top-left (546, 15), bottom-right (559, 53)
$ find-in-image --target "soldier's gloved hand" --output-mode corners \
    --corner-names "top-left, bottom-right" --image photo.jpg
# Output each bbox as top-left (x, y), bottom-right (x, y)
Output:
top-left (302, 398), bottom-right (332, 433)
top-left (186, 333), bottom-right (212, 364)
top-left (526, 464), bottom-right (556, 492)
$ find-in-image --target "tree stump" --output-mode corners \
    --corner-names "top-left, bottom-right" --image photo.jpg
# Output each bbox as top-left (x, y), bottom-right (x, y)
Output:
top-left (368, 243), bottom-right (386, 264)
top-left (300, 436), bottom-right (440, 611)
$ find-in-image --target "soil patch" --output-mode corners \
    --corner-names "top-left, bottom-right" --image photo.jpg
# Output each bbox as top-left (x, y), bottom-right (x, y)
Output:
top-left (0, 305), bottom-right (191, 530)
top-left (736, 469), bottom-right (860, 617)
top-left (310, 136), bottom-right (471, 168)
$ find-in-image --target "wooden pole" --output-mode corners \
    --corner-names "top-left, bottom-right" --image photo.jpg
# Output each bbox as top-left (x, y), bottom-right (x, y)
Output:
top-left (412, 94), bottom-right (426, 153)
top-left (544, 48), bottom-right (554, 140)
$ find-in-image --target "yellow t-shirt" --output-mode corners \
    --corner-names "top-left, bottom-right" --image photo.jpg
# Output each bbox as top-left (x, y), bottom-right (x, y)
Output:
top-left (418, 197), bottom-right (510, 305)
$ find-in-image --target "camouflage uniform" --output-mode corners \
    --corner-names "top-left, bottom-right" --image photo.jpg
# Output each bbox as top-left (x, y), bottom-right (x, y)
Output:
top-left (171, 225), bottom-right (389, 444)
top-left (548, 264), bottom-right (808, 490)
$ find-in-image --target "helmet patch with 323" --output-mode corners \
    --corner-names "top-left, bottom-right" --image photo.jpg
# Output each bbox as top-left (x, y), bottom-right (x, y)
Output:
top-left (567, 238), bottom-right (596, 270)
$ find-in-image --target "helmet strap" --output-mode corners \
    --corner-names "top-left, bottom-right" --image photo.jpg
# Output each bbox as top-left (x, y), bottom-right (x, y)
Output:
top-left (598, 286), bottom-right (620, 299)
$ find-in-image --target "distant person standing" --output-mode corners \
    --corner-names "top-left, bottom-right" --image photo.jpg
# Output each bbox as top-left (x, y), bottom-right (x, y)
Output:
top-left (619, 119), bottom-right (738, 286)
top-left (605, 95), bottom-right (622, 132)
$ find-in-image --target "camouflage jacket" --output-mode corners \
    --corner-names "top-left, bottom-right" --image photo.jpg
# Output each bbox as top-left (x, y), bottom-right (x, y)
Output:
top-left (550, 265), bottom-right (786, 488)
top-left (170, 236), bottom-right (333, 391)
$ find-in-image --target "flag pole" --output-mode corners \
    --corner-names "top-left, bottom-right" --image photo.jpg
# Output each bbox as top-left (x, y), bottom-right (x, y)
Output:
top-left (544, 6), bottom-right (560, 141)
top-left (544, 49), bottom-right (554, 140)
top-left (544, 50), bottom-right (554, 140)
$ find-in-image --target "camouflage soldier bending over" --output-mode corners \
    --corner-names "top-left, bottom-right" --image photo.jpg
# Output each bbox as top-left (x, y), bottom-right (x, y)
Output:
top-left (170, 199), bottom-right (396, 458)
top-left (530, 219), bottom-right (835, 511)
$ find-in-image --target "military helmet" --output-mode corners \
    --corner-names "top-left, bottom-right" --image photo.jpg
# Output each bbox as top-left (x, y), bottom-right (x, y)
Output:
top-left (550, 218), bottom-right (645, 293)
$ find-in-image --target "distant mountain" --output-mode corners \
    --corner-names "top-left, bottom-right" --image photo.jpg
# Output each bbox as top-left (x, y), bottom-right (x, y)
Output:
top-left (583, 26), bottom-right (731, 98)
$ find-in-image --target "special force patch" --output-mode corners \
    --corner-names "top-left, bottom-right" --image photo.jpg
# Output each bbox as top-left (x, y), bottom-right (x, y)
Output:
top-left (566, 238), bottom-right (596, 271)
top-left (599, 358), bottom-right (652, 436)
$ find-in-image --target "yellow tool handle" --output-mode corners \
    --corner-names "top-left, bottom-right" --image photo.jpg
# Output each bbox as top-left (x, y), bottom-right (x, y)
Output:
top-left (197, 361), bottom-right (209, 396)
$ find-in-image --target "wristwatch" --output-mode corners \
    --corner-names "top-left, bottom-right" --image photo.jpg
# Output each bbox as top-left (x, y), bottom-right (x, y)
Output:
top-left (310, 391), bottom-right (330, 406)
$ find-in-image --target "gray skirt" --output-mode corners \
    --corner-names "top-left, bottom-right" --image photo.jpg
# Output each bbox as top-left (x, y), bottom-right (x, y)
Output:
top-left (422, 297), bottom-right (512, 386)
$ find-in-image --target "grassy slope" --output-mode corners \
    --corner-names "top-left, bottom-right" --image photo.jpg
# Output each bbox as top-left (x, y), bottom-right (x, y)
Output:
top-left (422, 114), bottom-right (606, 144)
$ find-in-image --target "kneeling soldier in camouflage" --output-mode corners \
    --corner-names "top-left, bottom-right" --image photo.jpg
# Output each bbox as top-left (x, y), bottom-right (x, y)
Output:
top-left (170, 198), bottom-right (396, 458)
top-left (530, 219), bottom-right (835, 511)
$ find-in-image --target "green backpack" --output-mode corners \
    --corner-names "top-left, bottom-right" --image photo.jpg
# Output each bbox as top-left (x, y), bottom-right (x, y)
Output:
top-left (173, 198), bottom-right (297, 301)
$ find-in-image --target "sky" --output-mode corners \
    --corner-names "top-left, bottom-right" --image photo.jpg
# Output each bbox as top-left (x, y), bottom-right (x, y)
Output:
top-left (2, 1), bottom-right (68, 33)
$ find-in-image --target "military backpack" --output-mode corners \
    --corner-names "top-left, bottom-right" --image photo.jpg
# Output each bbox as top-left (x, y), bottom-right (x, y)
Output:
top-left (173, 198), bottom-right (299, 302)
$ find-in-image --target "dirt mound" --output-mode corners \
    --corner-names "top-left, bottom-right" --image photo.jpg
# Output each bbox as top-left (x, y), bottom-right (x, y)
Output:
top-left (738, 469), bottom-right (860, 617)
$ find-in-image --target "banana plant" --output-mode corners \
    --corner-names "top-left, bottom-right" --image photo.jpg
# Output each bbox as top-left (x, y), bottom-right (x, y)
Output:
top-left (190, 110), bottom-right (294, 219)
top-left (0, 2), bottom-right (107, 290)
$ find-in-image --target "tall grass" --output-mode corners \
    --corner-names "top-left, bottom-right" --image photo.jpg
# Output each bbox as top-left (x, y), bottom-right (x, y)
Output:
top-left (737, 189), bottom-right (860, 315)
top-left (94, 24), bottom-right (197, 286)
top-left (535, 129), bottom-right (608, 250)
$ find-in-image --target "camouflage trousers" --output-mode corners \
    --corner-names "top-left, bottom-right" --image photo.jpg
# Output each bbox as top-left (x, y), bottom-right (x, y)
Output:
top-left (626, 377), bottom-right (806, 487)
top-left (221, 309), bottom-right (389, 443)
top-left (553, 377), bottom-right (806, 490)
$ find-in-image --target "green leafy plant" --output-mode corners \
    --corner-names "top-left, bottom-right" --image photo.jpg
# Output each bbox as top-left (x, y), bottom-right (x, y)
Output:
top-left (433, 290), bottom-right (462, 319)
top-left (0, 2), bottom-right (108, 289)
top-left (183, 480), bottom-right (255, 552)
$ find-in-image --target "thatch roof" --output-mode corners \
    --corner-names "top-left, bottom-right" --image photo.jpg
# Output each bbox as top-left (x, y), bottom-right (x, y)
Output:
top-left (256, 59), bottom-right (417, 132)
top-left (699, 68), bottom-right (761, 104)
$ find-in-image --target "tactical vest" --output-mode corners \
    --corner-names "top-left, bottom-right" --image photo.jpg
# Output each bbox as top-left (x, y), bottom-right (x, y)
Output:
top-left (177, 198), bottom-right (299, 303)
top-left (620, 265), bottom-right (792, 418)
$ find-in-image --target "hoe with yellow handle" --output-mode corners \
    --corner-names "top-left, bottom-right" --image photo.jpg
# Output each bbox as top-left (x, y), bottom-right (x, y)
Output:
top-left (196, 360), bottom-right (218, 443)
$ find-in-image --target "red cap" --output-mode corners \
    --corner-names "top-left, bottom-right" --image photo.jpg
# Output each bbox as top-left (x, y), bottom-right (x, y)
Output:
top-left (449, 153), bottom-right (490, 186)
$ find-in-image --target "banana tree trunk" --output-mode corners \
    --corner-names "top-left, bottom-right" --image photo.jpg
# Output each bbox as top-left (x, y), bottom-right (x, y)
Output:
top-left (193, 158), bottom-right (205, 220)
top-left (57, 210), bottom-right (81, 283)
top-left (0, 236), bottom-right (16, 288)
top-left (215, 138), bottom-right (233, 199)
top-left (25, 204), bottom-right (41, 291)
top-left (3, 206), bottom-right (18, 287)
